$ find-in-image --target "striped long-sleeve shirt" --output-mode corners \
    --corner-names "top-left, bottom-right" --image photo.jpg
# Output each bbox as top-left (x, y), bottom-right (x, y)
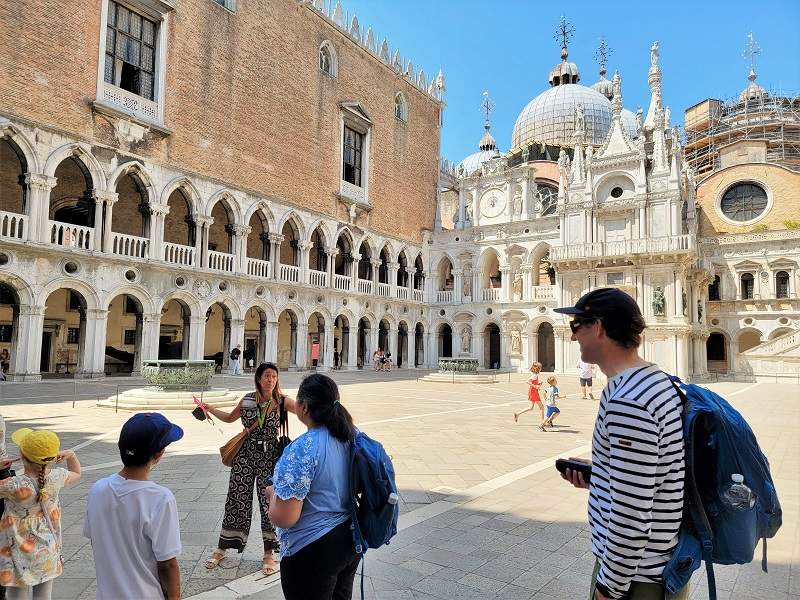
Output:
top-left (589, 363), bottom-right (685, 599)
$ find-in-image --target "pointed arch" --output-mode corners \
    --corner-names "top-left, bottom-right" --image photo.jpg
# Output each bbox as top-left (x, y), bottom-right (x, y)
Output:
top-left (277, 210), bottom-right (307, 241)
top-left (206, 190), bottom-right (243, 224)
top-left (160, 176), bottom-right (201, 216)
top-left (243, 200), bottom-right (276, 232)
top-left (0, 122), bottom-right (39, 174)
top-left (308, 219), bottom-right (333, 249)
top-left (108, 161), bottom-right (156, 203)
top-left (44, 143), bottom-right (106, 190)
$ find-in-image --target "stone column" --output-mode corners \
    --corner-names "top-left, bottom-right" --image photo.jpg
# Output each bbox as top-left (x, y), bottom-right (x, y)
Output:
top-left (350, 252), bottom-right (362, 292)
top-left (673, 270), bottom-right (684, 318)
top-left (233, 225), bottom-right (252, 274)
top-left (639, 205), bottom-right (647, 238)
top-left (522, 265), bottom-right (533, 301)
top-left (371, 259), bottom-right (382, 293)
top-left (500, 327), bottom-right (510, 369)
top-left (148, 203), bottom-right (169, 261)
top-left (453, 269), bottom-right (463, 303)
top-left (327, 247), bottom-right (339, 288)
top-left (264, 320), bottom-right (278, 363)
top-left (80, 308), bottom-right (108, 378)
top-left (140, 312), bottom-right (161, 363)
top-left (553, 324), bottom-right (569, 374)
top-left (12, 304), bottom-right (45, 381)
top-left (500, 265), bottom-right (511, 302)
top-left (426, 329), bottom-right (437, 369)
top-left (299, 241), bottom-right (314, 284)
top-left (370, 325), bottom-right (380, 357)
top-left (24, 173), bottom-right (57, 243)
top-left (95, 191), bottom-right (118, 253)
top-left (521, 177), bottom-right (532, 220)
top-left (296, 323), bottom-right (309, 369)
top-left (457, 186), bottom-right (466, 228)
top-left (347, 326), bottom-right (358, 369)
top-left (676, 332), bottom-right (689, 380)
top-left (187, 316), bottom-right (205, 359)
top-left (269, 233), bottom-right (283, 279)
top-left (195, 216), bottom-right (213, 268)
top-left (388, 326), bottom-right (398, 362)
top-left (322, 325), bottom-right (335, 371)
top-left (388, 261), bottom-right (400, 298)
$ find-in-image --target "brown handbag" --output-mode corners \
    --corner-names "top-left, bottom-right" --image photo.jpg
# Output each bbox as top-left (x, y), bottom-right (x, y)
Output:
top-left (220, 421), bottom-right (258, 467)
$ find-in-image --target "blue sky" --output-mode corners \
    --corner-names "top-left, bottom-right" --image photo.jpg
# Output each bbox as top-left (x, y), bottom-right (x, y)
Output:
top-left (335, 0), bottom-right (800, 164)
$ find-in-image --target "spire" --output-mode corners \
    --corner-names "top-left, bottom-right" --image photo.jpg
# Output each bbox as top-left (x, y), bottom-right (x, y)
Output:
top-left (549, 16), bottom-right (579, 86)
top-left (740, 32), bottom-right (766, 102)
top-left (643, 41), bottom-right (662, 130)
top-left (651, 106), bottom-right (669, 174)
top-left (591, 37), bottom-right (614, 99)
top-left (478, 91), bottom-right (497, 152)
top-left (597, 72), bottom-right (638, 159)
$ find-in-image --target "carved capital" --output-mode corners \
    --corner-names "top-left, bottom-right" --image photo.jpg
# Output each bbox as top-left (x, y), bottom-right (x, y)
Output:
top-left (95, 191), bottom-right (119, 206)
top-left (232, 224), bottom-right (252, 237)
top-left (24, 173), bottom-right (57, 192)
top-left (298, 241), bottom-right (314, 251)
top-left (268, 232), bottom-right (285, 244)
top-left (195, 215), bottom-right (214, 227)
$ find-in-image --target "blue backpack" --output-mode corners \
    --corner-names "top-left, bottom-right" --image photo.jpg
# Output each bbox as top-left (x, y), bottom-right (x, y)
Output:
top-left (663, 378), bottom-right (782, 599)
top-left (349, 431), bottom-right (399, 554)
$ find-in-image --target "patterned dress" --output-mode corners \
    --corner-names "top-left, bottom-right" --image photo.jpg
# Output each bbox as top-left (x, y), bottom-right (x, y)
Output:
top-left (218, 393), bottom-right (282, 552)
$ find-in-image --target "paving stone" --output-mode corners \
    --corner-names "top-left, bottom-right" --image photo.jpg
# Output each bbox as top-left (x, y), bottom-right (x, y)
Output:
top-left (417, 547), bottom-right (490, 571)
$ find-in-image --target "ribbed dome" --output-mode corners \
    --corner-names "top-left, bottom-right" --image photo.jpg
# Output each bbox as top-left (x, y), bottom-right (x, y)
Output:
top-left (621, 108), bottom-right (639, 138)
top-left (457, 150), bottom-right (499, 176)
top-left (512, 84), bottom-right (613, 149)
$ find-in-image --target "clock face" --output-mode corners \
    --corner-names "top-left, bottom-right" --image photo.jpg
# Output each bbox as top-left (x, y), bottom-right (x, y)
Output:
top-left (480, 190), bottom-right (506, 218)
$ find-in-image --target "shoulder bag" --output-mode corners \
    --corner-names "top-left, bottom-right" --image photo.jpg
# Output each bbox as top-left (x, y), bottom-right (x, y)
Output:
top-left (220, 421), bottom-right (258, 467)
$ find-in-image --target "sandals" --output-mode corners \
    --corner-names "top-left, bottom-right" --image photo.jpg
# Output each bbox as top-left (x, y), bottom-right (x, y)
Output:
top-left (262, 555), bottom-right (280, 576)
top-left (205, 550), bottom-right (225, 570)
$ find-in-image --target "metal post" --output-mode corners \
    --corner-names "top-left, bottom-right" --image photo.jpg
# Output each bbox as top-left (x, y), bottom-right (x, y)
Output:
top-left (115, 385), bottom-right (119, 413)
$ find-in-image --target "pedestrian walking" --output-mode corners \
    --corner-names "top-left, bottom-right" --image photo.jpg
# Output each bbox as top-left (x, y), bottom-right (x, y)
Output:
top-left (229, 344), bottom-right (242, 375)
top-left (84, 413), bottom-right (183, 600)
top-left (556, 288), bottom-right (688, 599)
top-left (266, 374), bottom-right (360, 600)
top-left (577, 359), bottom-right (596, 399)
top-left (539, 376), bottom-right (564, 431)
top-left (204, 362), bottom-right (296, 576)
top-left (514, 362), bottom-right (544, 423)
top-left (0, 428), bottom-right (81, 600)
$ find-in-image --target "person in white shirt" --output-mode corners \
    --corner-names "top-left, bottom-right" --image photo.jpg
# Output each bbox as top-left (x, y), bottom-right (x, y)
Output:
top-left (84, 413), bottom-right (183, 600)
top-left (577, 359), bottom-right (596, 399)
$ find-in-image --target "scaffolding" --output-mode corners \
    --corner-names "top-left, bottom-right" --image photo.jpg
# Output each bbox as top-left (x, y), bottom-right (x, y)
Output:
top-left (683, 90), bottom-right (800, 176)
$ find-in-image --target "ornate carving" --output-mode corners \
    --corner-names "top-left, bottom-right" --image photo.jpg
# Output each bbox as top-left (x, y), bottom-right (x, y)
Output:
top-left (194, 279), bottom-right (211, 299)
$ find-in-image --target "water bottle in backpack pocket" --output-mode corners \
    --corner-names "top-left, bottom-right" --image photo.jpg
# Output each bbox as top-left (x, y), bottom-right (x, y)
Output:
top-left (711, 474), bottom-right (759, 565)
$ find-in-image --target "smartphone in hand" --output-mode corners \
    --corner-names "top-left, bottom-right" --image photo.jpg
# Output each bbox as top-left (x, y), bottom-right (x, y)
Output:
top-left (555, 458), bottom-right (592, 483)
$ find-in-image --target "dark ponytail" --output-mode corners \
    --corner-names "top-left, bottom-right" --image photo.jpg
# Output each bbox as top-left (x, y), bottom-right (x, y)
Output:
top-left (296, 374), bottom-right (355, 443)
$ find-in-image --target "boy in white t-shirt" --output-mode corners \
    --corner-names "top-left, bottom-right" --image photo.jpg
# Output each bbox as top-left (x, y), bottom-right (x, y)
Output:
top-left (539, 376), bottom-right (566, 431)
top-left (84, 413), bottom-right (183, 600)
top-left (577, 359), bottom-right (596, 399)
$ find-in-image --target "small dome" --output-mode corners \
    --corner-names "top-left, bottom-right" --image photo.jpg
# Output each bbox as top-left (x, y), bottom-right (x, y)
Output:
top-left (591, 75), bottom-right (613, 100)
top-left (621, 108), bottom-right (639, 138)
top-left (740, 67), bottom-right (767, 102)
top-left (457, 150), bottom-right (499, 176)
top-left (512, 84), bottom-right (613, 149)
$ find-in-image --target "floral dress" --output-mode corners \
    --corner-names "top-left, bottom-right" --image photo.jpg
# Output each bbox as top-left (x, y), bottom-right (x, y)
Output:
top-left (0, 468), bottom-right (69, 587)
top-left (218, 393), bottom-right (282, 552)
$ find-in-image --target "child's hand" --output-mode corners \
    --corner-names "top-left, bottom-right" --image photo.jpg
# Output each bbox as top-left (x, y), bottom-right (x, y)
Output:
top-left (0, 457), bottom-right (14, 470)
top-left (56, 450), bottom-right (74, 462)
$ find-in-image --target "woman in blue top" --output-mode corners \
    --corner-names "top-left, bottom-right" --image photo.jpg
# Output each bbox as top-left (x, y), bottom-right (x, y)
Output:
top-left (266, 374), bottom-right (359, 600)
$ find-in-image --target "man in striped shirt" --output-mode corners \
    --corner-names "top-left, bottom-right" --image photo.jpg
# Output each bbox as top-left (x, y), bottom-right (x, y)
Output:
top-left (556, 288), bottom-right (688, 600)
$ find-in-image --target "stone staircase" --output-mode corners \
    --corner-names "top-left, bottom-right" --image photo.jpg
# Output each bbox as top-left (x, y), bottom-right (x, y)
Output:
top-left (737, 329), bottom-right (800, 381)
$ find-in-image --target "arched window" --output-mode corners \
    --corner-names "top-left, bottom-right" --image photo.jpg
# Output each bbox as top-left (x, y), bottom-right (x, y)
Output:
top-left (394, 93), bottom-right (408, 123)
top-left (740, 273), bottom-right (755, 300)
top-left (775, 271), bottom-right (790, 299)
top-left (537, 184), bottom-right (558, 216)
top-left (319, 41), bottom-right (336, 77)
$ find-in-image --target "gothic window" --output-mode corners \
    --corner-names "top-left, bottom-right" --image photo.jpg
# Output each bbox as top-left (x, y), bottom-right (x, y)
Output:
top-left (775, 271), bottom-right (789, 299)
top-left (343, 126), bottom-right (364, 187)
top-left (708, 275), bottom-right (720, 301)
top-left (720, 183), bottom-right (768, 222)
top-left (319, 41), bottom-right (336, 77)
top-left (538, 184), bottom-right (558, 216)
top-left (741, 273), bottom-right (755, 300)
top-left (104, 1), bottom-right (157, 100)
top-left (394, 93), bottom-right (408, 122)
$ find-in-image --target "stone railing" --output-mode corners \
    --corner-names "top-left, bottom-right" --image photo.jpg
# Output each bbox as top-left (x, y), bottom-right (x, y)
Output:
top-left (0, 211), bottom-right (25, 240)
top-left (482, 288), bottom-right (501, 302)
top-left (340, 180), bottom-right (367, 204)
top-left (530, 285), bottom-right (556, 301)
top-left (357, 279), bottom-right (373, 294)
top-left (334, 274), bottom-right (351, 291)
top-left (438, 357), bottom-right (479, 373)
top-left (101, 81), bottom-right (159, 123)
top-left (309, 269), bottom-right (328, 287)
top-left (413, 289), bottom-right (424, 303)
top-left (377, 282), bottom-right (391, 298)
top-left (140, 359), bottom-right (216, 390)
top-left (436, 290), bottom-right (454, 303)
top-left (741, 329), bottom-right (800, 356)
top-left (280, 264), bottom-right (300, 283)
top-left (111, 232), bottom-right (149, 258)
top-left (49, 220), bottom-right (92, 249)
top-left (208, 250), bottom-right (235, 272)
top-left (246, 257), bottom-right (271, 279)
top-left (396, 286), bottom-right (409, 300)
top-left (551, 235), bottom-right (694, 261)
top-left (163, 242), bottom-right (194, 266)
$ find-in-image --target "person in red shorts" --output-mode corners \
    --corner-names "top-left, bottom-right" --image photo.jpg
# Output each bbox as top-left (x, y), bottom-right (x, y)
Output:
top-left (514, 362), bottom-right (544, 424)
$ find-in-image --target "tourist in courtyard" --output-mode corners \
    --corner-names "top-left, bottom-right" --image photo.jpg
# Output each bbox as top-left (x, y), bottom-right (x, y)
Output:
top-left (229, 344), bottom-right (242, 375)
top-left (514, 361), bottom-right (544, 424)
top-left (266, 374), bottom-right (359, 600)
top-left (372, 348), bottom-right (384, 371)
top-left (556, 288), bottom-right (687, 599)
top-left (577, 359), bottom-right (596, 399)
top-left (0, 428), bottom-right (81, 600)
top-left (84, 413), bottom-right (183, 600)
top-left (539, 375), bottom-right (564, 431)
top-left (204, 362), bottom-right (296, 576)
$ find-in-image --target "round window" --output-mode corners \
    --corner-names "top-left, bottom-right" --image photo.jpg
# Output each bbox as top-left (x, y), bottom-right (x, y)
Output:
top-left (610, 187), bottom-right (624, 199)
top-left (255, 286), bottom-right (265, 297)
top-left (64, 261), bottom-right (79, 275)
top-left (0, 253), bottom-right (8, 267)
top-left (175, 276), bottom-right (186, 288)
top-left (720, 183), bottom-right (768, 222)
top-left (439, 309), bottom-right (445, 317)
top-left (486, 307), bottom-right (493, 315)
top-left (218, 281), bottom-right (228, 292)
top-left (124, 269), bottom-right (137, 282)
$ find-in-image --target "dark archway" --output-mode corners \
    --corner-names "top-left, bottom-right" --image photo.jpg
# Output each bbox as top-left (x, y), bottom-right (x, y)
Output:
top-left (42, 288), bottom-right (88, 378)
top-left (159, 298), bottom-right (191, 359)
top-left (537, 322), bottom-right (555, 371)
top-left (397, 321), bottom-right (409, 367)
top-left (277, 309), bottom-right (298, 369)
top-left (484, 323), bottom-right (501, 369)
top-left (204, 302), bottom-right (232, 372)
top-left (414, 323), bottom-right (425, 367)
top-left (357, 317), bottom-right (371, 368)
top-left (707, 332), bottom-right (728, 373)
top-left (0, 283), bottom-right (20, 379)
top-left (105, 294), bottom-right (143, 375)
top-left (438, 323), bottom-right (453, 359)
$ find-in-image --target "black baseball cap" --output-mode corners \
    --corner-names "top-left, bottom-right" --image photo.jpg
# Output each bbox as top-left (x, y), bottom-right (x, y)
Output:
top-left (554, 287), bottom-right (643, 323)
top-left (119, 413), bottom-right (184, 462)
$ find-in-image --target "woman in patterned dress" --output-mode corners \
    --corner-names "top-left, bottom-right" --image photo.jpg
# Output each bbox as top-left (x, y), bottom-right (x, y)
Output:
top-left (204, 362), bottom-right (296, 576)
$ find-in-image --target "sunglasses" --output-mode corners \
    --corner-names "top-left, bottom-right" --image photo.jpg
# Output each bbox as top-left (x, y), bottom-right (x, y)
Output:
top-left (569, 317), bottom-right (597, 334)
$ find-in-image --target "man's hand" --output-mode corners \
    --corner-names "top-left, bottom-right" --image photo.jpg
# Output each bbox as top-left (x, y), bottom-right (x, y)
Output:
top-left (560, 456), bottom-right (590, 489)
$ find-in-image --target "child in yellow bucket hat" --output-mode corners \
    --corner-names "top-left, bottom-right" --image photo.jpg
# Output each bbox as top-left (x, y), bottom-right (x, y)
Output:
top-left (0, 428), bottom-right (81, 599)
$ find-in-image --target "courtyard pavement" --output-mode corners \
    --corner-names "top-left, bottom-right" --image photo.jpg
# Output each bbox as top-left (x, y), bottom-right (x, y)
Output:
top-left (0, 370), bottom-right (798, 600)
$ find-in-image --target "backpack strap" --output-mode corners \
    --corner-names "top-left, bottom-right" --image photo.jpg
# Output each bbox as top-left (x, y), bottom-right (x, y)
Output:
top-left (669, 377), bottom-right (717, 600)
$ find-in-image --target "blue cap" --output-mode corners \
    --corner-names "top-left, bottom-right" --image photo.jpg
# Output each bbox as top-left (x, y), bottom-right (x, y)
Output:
top-left (119, 413), bottom-right (184, 462)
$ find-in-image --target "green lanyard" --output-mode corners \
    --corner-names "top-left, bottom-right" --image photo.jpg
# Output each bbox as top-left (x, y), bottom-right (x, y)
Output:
top-left (256, 403), bottom-right (268, 429)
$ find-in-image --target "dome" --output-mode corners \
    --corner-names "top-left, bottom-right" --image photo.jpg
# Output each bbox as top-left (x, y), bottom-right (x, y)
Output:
top-left (621, 108), bottom-right (639, 138)
top-left (512, 84), bottom-right (613, 149)
top-left (457, 150), bottom-right (499, 176)
top-left (591, 75), bottom-right (613, 100)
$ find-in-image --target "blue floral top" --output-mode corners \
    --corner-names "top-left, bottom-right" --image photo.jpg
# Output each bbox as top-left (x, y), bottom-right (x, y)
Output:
top-left (272, 426), bottom-right (351, 557)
